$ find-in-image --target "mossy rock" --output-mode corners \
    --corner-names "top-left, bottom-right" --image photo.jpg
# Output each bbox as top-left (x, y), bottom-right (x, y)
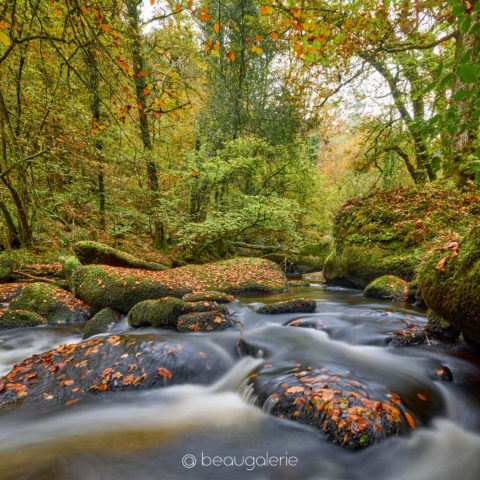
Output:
top-left (74, 241), bottom-right (169, 271)
top-left (185, 301), bottom-right (229, 315)
top-left (61, 256), bottom-right (82, 289)
top-left (0, 283), bottom-right (25, 302)
top-left (182, 291), bottom-right (234, 303)
top-left (73, 258), bottom-right (287, 314)
top-left (0, 309), bottom-right (45, 330)
top-left (9, 282), bottom-right (92, 325)
top-left (324, 245), bottom-right (419, 289)
top-left (83, 308), bottom-right (121, 339)
top-left (0, 255), bottom-right (15, 283)
top-left (294, 240), bottom-right (331, 274)
top-left (256, 298), bottom-right (316, 315)
top-left (128, 298), bottom-right (187, 328)
top-left (288, 280), bottom-right (311, 287)
top-left (426, 309), bottom-right (460, 342)
top-left (419, 226), bottom-right (480, 342)
top-left (177, 312), bottom-right (233, 332)
top-left (363, 275), bottom-right (408, 302)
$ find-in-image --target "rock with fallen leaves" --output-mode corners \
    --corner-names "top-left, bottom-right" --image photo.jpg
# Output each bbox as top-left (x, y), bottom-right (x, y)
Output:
top-left (74, 241), bottom-right (170, 271)
top-left (419, 226), bottom-right (480, 343)
top-left (363, 275), bottom-right (408, 302)
top-left (83, 308), bottom-right (121, 339)
top-left (288, 280), bottom-right (311, 288)
top-left (74, 257), bottom-right (287, 313)
top-left (0, 283), bottom-right (25, 303)
top-left (0, 309), bottom-right (45, 330)
top-left (177, 312), bottom-right (233, 332)
top-left (185, 301), bottom-right (229, 315)
top-left (9, 282), bottom-right (92, 325)
top-left (247, 363), bottom-right (436, 449)
top-left (128, 298), bottom-right (187, 328)
top-left (182, 291), bottom-right (234, 303)
top-left (256, 298), bottom-right (316, 315)
top-left (0, 334), bottom-right (233, 413)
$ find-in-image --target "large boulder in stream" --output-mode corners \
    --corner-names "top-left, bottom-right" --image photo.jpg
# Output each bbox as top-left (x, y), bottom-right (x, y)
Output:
top-left (419, 227), bottom-right (480, 343)
top-left (0, 333), bottom-right (233, 413)
top-left (0, 309), bottom-right (45, 330)
top-left (73, 241), bottom-right (170, 271)
top-left (9, 282), bottom-right (92, 325)
top-left (245, 362), bottom-right (432, 449)
top-left (73, 257), bottom-right (287, 314)
top-left (83, 308), bottom-right (121, 339)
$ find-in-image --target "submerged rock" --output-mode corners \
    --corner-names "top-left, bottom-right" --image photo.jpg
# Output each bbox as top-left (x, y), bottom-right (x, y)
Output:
top-left (256, 298), bottom-right (316, 315)
top-left (182, 291), bottom-right (234, 303)
top-left (0, 309), bottom-right (45, 330)
top-left (83, 308), bottom-right (121, 339)
top-left (177, 312), bottom-right (233, 332)
top-left (74, 241), bottom-right (169, 271)
top-left (73, 258), bottom-right (287, 313)
top-left (0, 334), bottom-right (233, 412)
top-left (419, 227), bottom-right (480, 343)
top-left (9, 282), bottom-right (92, 325)
top-left (363, 275), bottom-right (408, 302)
top-left (245, 363), bottom-right (425, 449)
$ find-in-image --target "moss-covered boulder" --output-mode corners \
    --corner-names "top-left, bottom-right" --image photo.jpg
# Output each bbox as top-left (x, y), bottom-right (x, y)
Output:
top-left (256, 298), bottom-right (316, 315)
top-left (182, 291), bottom-right (234, 303)
top-left (83, 308), bottom-right (120, 339)
top-left (425, 309), bottom-right (460, 342)
top-left (325, 184), bottom-right (480, 289)
top-left (0, 334), bottom-right (234, 413)
top-left (61, 256), bottom-right (82, 289)
top-left (363, 275), bottom-right (408, 302)
top-left (74, 241), bottom-right (169, 271)
top-left (177, 312), bottom-right (233, 332)
top-left (419, 227), bottom-right (480, 343)
top-left (127, 298), bottom-right (187, 328)
top-left (9, 282), bottom-right (92, 325)
top-left (0, 309), bottom-right (45, 330)
top-left (294, 240), bottom-right (331, 274)
top-left (73, 257), bottom-right (287, 313)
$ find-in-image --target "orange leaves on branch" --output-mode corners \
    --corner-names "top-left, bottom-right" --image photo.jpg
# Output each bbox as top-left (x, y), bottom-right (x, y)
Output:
top-left (157, 368), bottom-right (172, 378)
top-left (214, 23), bottom-right (221, 33)
top-left (271, 31), bottom-right (279, 41)
top-left (175, 4), bottom-right (181, 13)
top-left (226, 51), bottom-right (235, 62)
top-left (138, 71), bottom-right (147, 77)
top-left (260, 5), bottom-right (273, 15)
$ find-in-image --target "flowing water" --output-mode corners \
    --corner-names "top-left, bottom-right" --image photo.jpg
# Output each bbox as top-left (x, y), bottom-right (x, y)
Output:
top-left (1, 285), bottom-right (479, 480)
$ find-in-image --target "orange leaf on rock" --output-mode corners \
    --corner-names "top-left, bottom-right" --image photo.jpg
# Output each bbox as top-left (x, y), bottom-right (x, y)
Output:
top-left (404, 411), bottom-right (416, 429)
top-left (157, 368), bottom-right (172, 378)
top-left (285, 386), bottom-right (304, 395)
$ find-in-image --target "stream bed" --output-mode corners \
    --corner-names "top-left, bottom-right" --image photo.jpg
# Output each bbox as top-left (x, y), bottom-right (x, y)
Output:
top-left (0, 284), bottom-right (479, 480)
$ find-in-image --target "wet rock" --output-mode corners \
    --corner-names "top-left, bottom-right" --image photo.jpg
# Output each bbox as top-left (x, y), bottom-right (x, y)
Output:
top-left (246, 363), bottom-right (420, 449)
top-left (83, 308), bottom-right (121, 339)
top-left (388, 329), bottom-right (427, 347)
top-left (73, 258), bottom-right (287, 313)
top-left (256, 298), bottom-right (316, 315)
top-left (426, 309), bottom-right (460, 342)
top-left (0, 309), bottom-right (45, 330)
top-left (182, 291), bottom-right (234, 303)
top-left (9, 282), bottom-right (92, 325)
top-left (177, 312), bottom-right (233, 332)
top-left (127, 298), bottom-right (187, 329)
top-left (74, 241), bottom-right (169, 271)
top-left (363, 275), bottom-right (408, 302)
top-left (0, 334), bottom-right (233, 412)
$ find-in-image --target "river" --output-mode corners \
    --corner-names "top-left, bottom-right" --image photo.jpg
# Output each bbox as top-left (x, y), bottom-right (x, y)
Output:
top-left (0, 284), bottom-right (479, 480)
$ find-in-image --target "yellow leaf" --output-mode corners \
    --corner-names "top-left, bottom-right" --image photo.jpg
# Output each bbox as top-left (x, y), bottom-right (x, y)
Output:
top-left (255, 47), bottom-right (263, 55)
top-left (214, 23), bottom-right (221, 32)
top-left (175, 4), bottom-right (181, 12)
top-left (251, 45), bottom-right (257, 53)
top-left (260, 5), bottom-right (273, 15)
top-left (0, 31), bottom-right (11, 47)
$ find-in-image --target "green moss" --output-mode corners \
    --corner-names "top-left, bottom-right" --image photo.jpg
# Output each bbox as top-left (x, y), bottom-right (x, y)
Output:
top-left (419, 226), bottom-right (480, 342)
top-left (62, 256), bottom-right (81, 289)
top-left (127, 298), bottom-right (187, 328)
top-left (83, 308), bottom-right (120, 339)
top-left (177, 312), bottom-right (232, 332)
top-left (0, 309), bottom-right (45, 330)
top-left (0, 255), bottom-right (15, 283)
top-left (363, 275), bottom-right (408, 302)
top-left (9, 282), bottom-right (91, 324)
top-left (182, 291), bottom-right (234, 303)
top-left (74, 241), bottom-right (169, 271)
